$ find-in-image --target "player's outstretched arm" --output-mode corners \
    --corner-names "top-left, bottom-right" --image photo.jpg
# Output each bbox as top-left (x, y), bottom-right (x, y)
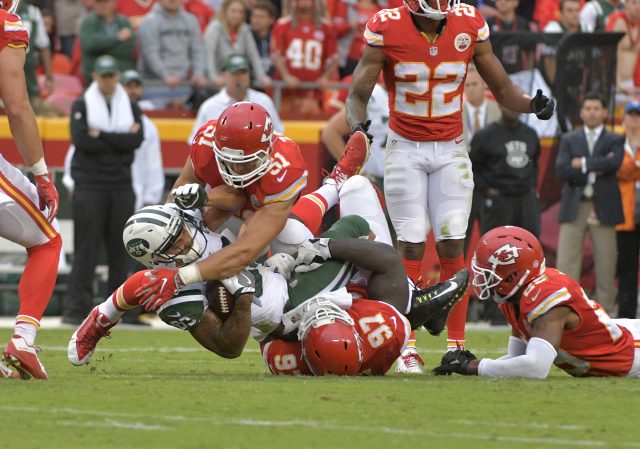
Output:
top-left (345, 45), bottom-right (384, 130)
top-left (190, 294), bottom-right (253, 359)
top-left (197, 199), bottom-right (294, 280)
top-left (473, 40), bottom-right (554, 120)
top-left (463, 308), bottom-right (567, 378)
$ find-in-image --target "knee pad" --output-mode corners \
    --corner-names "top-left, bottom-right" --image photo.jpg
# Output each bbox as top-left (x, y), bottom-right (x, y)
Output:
top-left (271, 218), bottom-right (313, 255)
top-left (435, 211), bottom-right (468, 241)
top-left (397, 218), bottom-right (430, 244)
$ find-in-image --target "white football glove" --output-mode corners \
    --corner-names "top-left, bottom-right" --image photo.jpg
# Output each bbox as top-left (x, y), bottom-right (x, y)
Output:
top-left (221, 270), bottom-right (256, 300)
top-left (172, 183), bottom-right (207, 210)
top-left (263, 253), bottom-right (296, 280)
top-left (294, 238), bottom-right (332, 273)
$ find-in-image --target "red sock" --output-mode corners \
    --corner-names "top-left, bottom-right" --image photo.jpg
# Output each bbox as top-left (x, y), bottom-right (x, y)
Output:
top-left (17, 234), bottom-right (62, 324)
top-left (440, 255), bottom-right (468, 347)
top-left (402, 258), bottom-right (422, 284)
top-left (290, 193), bottom-right (329, 236)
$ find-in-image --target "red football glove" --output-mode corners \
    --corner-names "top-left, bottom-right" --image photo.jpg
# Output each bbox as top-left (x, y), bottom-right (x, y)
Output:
top-left (134, 269), bottom-right (184, 312)
top-left (34, 173), bottom-right (59, 222)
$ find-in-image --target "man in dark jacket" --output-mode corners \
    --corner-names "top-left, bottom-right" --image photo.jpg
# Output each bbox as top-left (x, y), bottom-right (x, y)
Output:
top-left (555, 92), bottom-right (624, 315)
top-left (63, 56), bottom-right (144, 324)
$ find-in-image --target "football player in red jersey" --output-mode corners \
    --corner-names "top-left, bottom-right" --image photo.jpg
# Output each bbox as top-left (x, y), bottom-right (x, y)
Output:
top-left (345, 0), bottom-right (555, 358)
top-left (0, 0), bottom-right (61, 380)
top-left (434, 226), bottom-right (640, 378)
top-left (262, 297), bottom-right (412, 376)
top-left (133, 101), bottom-right (370, 310)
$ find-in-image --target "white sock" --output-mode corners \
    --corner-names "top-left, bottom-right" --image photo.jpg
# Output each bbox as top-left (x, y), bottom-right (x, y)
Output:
top-left (314, 183), bottom-right (339, 210)
top-left (98, 300), bottom-right (125, 323)
top-left (14, 322), bottom-right (37, 347)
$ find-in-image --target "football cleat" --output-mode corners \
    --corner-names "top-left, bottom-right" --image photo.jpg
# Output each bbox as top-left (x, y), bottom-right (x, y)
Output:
top-left (68, 306), bottom-right (117, 366)
top-left (324, 131), bottom-right (370, 190)
top-left (396, 346), bottom-right (424, 374)
top-left (0, 359), bottom-right (19, 379)
top-left (406, 269), bottom-right (469, 331)
top-left (3, 336), bottom-right (48, 380)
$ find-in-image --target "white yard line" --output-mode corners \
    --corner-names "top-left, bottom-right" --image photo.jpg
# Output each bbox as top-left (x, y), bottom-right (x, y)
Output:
top-left (0, 406), bottom-right (628, 447)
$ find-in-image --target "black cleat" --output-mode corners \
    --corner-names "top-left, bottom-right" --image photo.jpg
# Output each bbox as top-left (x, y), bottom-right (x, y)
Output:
top-left (406, 269), bottom-right (469, 332)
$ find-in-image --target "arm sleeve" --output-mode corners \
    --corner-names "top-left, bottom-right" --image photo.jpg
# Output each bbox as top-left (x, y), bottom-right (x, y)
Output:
top-left (203, 21), bottom-right (220, 79)
top-left (478, 337), bottom-right (557, 379)
top-left (33, 8), bottom-right (50, 50)
top-left (555, 135), bottom-right (586, 184)
top-left (497, 335), bottom-right (528, 360)
top-left (79, 17), bottom-right (119, 54)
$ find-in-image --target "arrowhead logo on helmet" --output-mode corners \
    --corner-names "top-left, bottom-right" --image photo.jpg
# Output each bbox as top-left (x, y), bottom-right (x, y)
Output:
top-left (488, 244), bottom-right (520, 266)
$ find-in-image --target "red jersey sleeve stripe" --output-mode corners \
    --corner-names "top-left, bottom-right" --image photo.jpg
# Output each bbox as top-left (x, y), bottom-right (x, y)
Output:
top-left (526, 288), bottom-right (572, 323)
top-left (264, 171), bottom-right (308, 204)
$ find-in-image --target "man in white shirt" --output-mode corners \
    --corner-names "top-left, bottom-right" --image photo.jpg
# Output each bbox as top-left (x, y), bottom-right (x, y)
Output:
top-left (189, 54), bottom-right (283, 142)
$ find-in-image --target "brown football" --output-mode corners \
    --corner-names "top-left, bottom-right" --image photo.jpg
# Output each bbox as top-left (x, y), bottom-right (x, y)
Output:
top-left (206, 280), bottom-right (235, 322)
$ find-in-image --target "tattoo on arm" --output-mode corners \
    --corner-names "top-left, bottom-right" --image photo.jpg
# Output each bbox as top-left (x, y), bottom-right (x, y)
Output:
top-left (345, 45), bottom-right (384, 129)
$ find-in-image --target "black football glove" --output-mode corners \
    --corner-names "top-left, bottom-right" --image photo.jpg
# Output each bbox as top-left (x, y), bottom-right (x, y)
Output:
top-left (530, 89), bottom-right (555, 120)
top-left (350, 120), bottom-right (373, 144)
top-left (172, 183), bottom-right (207, 210)
top-left (432, 349), bottom-right (477, 376)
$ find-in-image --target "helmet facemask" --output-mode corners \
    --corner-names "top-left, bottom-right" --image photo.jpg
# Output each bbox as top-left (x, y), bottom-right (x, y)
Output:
top-left (1, 1), bottom-right (20, 14)
top-left (404, 0), bottom-right (461, 20)
top-left (151, 214), bottom-right (206, 267)
top-left (213, 143), bottom-right (272, 188)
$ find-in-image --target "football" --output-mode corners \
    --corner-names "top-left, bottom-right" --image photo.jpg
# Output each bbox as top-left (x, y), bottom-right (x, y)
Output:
top-left (206, 280), bottom-right (235, 322)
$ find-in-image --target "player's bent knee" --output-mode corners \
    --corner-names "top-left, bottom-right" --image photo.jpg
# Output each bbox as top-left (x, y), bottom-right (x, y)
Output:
top-left (435, 211), bottom-right (468, 241)
top-left (271, 218), bottom-right (314, 254)
top-left (339, 175), bottom-right (373, 198)
top-left (397, 219), bottom-right (429, 244)
top-left (27, 233), bottom-right (62, 256)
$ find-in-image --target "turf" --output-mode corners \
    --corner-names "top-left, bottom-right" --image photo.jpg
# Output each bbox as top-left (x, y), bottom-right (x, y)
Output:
top-left (1, 327), bottom-right (638, 449)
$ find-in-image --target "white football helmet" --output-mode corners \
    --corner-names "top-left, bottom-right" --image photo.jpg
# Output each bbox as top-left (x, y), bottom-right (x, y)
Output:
top-left (404, 0), bottom-right (461, 20)
top-left (122, 204), bottom-right (205, 268)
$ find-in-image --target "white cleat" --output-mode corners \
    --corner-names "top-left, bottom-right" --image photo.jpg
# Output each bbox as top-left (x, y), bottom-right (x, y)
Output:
top-left (396, 347), bottom-right (424, 374)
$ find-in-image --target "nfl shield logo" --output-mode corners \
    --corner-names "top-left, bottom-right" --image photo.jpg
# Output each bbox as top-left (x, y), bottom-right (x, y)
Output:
top-left (430, 47), bottom-right (438, 56)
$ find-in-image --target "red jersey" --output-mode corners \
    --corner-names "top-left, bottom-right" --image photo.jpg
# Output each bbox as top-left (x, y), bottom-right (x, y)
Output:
top-left (190, 120), bottom-right (308, 220)
top-left (271, 16), bottom-right (338, 82)
top-left (116, 0), bottom-right (155, 17)
top-left (261, 299), bottom-right (410, 376)
top-left (0, 9), bottom-right (29, 52)
top-left (499, 268), bottom-right (636, 377)
top-left (364, 5), bottom-right (489, 141)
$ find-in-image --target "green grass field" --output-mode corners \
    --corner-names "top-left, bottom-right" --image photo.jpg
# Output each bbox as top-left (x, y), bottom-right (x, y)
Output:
top-left (1, 327), bottom-right (638, 449)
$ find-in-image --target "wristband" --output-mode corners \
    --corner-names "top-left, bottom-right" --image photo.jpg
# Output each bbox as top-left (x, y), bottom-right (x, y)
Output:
top-left (31, 157), bottom-right (48, 176)
top-left (178, 264), bottom-right (203, 286)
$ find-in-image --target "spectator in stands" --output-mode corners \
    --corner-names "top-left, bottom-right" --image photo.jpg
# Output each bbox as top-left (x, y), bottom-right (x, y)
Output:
top-left (542, 0), bottom-right (586, 83)
top-left (55, 0), bottom-right (85, 58)
top-left (16, 1), bottom-right (54, 113)
top-left (138, 0), bottom-right (207, 108)
top-left (580, 0), bottom-right (623, 32)
top-left (606, 0), bottom-right (640, 100)
top-left (555, 92), bottom-right (624, 316)
top-left (615, 101), bottom-right (640, 319)
top-left (328, 0), bottom-right (381, 78)
top-left (189, 54), bottom-right (282, 140)
top-left (271, 0), bottom-right (339, 115)
top-left (250, 0), bottom-right (277, 77)
top-left (185, 0), bottom-right (215, 32)
top-left (462, 65), bottom-right (502, 257)
top-left (63, 56), bottom-right (144, 325)
top-left (116, 0), bottom-right (155, 30)
top-left (203, 0), bottom-right (269, 90)
top-left (487, 0), bottom-right (537, 74)
top-left (79, 0), bottom-right (136, 87)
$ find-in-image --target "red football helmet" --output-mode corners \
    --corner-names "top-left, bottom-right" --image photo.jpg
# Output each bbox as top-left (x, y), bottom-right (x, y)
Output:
top-left (213, 102), bottom-right (274, 188)
top-left (472, 226), bottom-right (546, 303)
top-left (404, 0), bottom-right (460, 20)
top-left (0, 0), bottom-right (19, 13)
top-left (298, 298), bottom-right (362, 376)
